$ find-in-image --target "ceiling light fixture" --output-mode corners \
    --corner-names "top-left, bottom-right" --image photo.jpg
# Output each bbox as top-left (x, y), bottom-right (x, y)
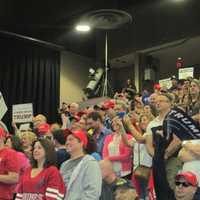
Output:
top-left (75, 24), bottom-right (91, 32)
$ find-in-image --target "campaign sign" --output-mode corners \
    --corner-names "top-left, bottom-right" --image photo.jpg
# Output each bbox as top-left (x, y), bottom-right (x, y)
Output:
top-left (12, 103), bottom-right (33, 123)
top-left (159, 78), bottom-right (172, 89)
top-left (163, 107), bottom-right (200, 141)
top-left (178, 67), bottom-right (194, 80)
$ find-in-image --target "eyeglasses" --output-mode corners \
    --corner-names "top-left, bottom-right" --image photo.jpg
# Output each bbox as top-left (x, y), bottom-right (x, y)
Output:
top-left (175, 181), bottom-right (192, 187)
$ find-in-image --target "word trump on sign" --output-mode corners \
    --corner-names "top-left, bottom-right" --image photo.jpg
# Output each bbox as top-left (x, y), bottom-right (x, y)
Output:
top-left (12, 103), bottom-right (33, 123)
top-left (163, 107), bottom-right (200, 141)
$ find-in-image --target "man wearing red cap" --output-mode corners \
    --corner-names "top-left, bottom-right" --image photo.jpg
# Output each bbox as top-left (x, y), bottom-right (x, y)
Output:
top-left (178, 140), bottom-right (200, 188)
top-left (60, 130), bottom-right (102, 200)
top-left (175, 172), bottom-right (199, 200)
top-left (0, 128), bottom-right (20, 200)
top-left (33, 114), bottom-right (50, 136)
top-left (153, 83), bottom-right (161, 94)
top-left (153, 131), bottom-right (200, 200)
top-left (94, 100), bottom-right (115, 130)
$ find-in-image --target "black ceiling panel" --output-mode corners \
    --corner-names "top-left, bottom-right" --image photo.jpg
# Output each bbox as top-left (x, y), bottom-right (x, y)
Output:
top-left (0, 0), bottom-right (199, 58)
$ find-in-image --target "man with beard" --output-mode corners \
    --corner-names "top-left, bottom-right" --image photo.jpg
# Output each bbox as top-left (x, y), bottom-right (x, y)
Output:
top-left (87, 112), bottom-right (112, 155)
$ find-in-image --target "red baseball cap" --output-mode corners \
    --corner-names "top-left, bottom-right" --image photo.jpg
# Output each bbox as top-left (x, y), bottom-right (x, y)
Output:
top-left (77, 111), bottom-right (86, 118)
top-left (72, 130), bottom-right (88, 148)
top-left (154, 83), bottom-right (161, 90)
top-left (71, 115), bottom-right (80, 122)
top-left (175, 171), bottom-right (198, 186)
top-left (102, 100), bottom-right (115, 110)
top-left (37, 123), bottom-right (50, 134)
top-left (0, 127), bottom-right (6, 138)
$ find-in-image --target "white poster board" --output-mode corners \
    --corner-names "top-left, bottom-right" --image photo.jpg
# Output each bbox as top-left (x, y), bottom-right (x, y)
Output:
top-left (12, 103), bottom-right (33, 123)
top-left (19, 123), bottom-right (31, 131)
top-left (0, 92), bottom-right (8, 120)
top-left (179, 67), bottom-right (194, 80)
top-left (159, 78), bottom-right (172, 89)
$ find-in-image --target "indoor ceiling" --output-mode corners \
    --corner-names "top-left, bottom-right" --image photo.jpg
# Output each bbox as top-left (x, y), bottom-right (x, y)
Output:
top-left (0, 0), bottom-right (149, 57)
top-left (0, 0), bottom-right (200, 61)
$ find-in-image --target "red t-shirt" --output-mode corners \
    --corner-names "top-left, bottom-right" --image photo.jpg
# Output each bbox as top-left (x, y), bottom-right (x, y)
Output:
top-left (16, 166), bottom-right (65, 200)
top-left (0, 147), bottom-right (20, 200)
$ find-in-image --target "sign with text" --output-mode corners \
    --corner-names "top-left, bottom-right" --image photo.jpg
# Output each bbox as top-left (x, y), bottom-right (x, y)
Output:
top-left (179, 67), bottom-right (194, 79)
top-left (12, 103), bottom-right (33, 123)
top-left (0, 92), bottom-right (8, 120)
top-left (159, 78), bottom-right (172, 89)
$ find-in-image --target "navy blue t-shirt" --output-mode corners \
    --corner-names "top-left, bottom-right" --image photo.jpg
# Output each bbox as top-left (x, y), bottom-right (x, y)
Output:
top-left (57, 148), bottom-right (70, 169)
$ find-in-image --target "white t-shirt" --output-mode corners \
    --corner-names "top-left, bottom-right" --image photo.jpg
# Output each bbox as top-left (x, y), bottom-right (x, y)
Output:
top-left (108, 135), bottom-right (131, 177)
top-left (146, 116), bottom-right (163, 136)
top-left (108, 135), bottom-right (121, 176)
top-left (133, 142), bottom-right (152, 170)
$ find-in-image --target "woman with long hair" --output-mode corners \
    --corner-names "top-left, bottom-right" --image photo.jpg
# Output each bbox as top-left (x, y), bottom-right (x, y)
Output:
top-left (102, 117), bottom-right (132, 178)
top-left (121, 114), bottom-right (153, 199)
top-left (16, 138), bottom-right (65, 200)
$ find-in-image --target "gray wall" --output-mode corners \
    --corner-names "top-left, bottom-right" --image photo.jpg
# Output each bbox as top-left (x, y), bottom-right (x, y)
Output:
top-left (110, 66), bottom-right (135, 92)
top-left (150, 36), bottom-right (200, 80)
top-left (60, 51), bottom-right (94, 104)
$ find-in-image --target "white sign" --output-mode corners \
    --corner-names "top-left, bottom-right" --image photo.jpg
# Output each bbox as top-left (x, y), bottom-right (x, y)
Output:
top-left (0, 92), bottom-right (8, 120)
top-left (159, 78), bottom-right (172, 89)
top-left (179, 67), bottom-right (194, 79)
top-left (12, 103), bottom-right (33, 123)
top-left (19, 123), bottom-right (31, 131)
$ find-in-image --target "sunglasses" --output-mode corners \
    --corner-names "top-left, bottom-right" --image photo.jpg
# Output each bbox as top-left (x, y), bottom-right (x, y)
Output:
top-left (175, 181), bottom-right (192, 187)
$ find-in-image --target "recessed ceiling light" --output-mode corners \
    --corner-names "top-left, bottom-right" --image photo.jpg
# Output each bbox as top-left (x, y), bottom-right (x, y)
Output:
top-left (75, 24), bottom-right (91, 32)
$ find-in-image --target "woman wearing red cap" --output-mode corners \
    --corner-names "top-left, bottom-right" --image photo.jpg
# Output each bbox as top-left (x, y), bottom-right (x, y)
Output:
top-left (0, 128), bottom-right (20, 200)
top-left (60, 130), bottom-right (102, 200)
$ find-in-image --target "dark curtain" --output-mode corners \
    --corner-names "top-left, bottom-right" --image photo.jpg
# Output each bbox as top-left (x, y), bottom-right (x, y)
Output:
top-left (0, 36), bottom-right (60, 131)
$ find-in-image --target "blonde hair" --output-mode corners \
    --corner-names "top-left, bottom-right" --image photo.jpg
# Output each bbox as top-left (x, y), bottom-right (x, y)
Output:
top-left (33, 114), bottom-right (47, 123)
top-left (139, 113), bottom-right (154, 123)
top-left (50, 123), bottom-right (61, 132)
top-left (20, 131), bottom-right (37, 144)
top-left (115, 100), bottom-right (127, 111)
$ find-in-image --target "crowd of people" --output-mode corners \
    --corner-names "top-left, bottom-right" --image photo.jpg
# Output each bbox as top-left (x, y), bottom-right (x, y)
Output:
top-left (0, 76), bottom-right (200, 200)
